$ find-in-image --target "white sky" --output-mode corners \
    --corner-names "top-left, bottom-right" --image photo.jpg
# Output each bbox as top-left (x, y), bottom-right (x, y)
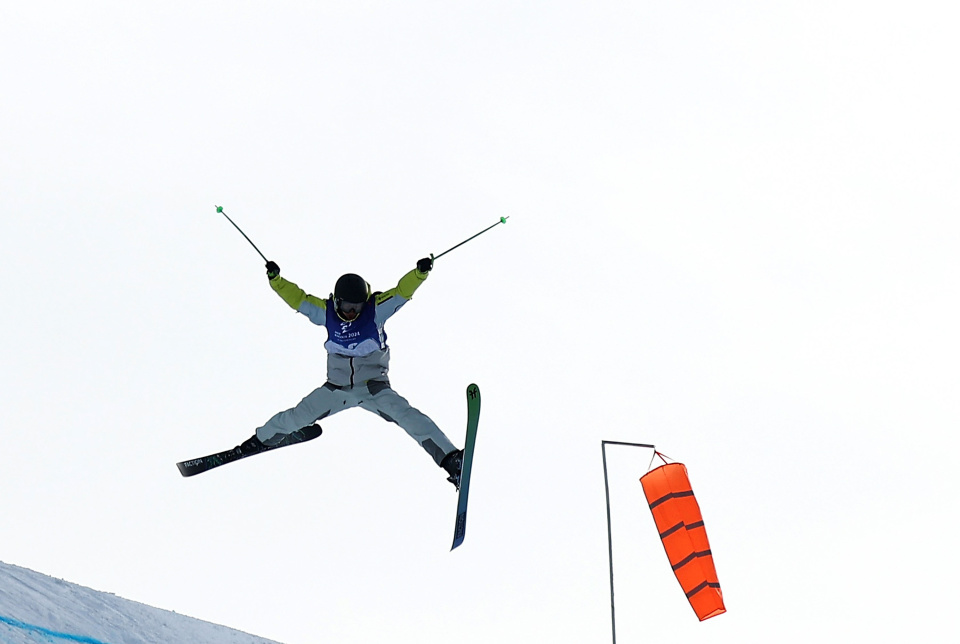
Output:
top-left (1, 2), bottom-right (958, 643)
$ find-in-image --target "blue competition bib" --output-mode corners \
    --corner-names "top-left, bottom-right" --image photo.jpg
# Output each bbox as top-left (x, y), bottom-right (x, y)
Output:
top-left (324, 298), bottom-right (385, 356)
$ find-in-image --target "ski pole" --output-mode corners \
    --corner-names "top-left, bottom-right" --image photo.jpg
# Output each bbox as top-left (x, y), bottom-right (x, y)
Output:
top-left (215, 205), bottom-right (269, 263)
top-left (431, 217), bottom-right (509, 261)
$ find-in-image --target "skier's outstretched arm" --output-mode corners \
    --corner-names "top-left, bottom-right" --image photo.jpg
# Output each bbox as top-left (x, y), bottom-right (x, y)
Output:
top-left (374, 258), bottom-right (433, 319)
top-left (264, 261), bottom-right (327, 324)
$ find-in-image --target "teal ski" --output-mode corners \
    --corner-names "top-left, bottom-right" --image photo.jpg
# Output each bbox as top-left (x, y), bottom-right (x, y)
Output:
top-left (452, 383), bottom-right (481, 550)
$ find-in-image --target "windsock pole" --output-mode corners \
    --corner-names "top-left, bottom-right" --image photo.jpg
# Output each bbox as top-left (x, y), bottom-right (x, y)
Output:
top-left (601, 440), bottom-right (657, 644)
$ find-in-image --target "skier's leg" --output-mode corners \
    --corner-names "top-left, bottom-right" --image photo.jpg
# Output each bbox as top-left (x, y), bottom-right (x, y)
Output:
top-left (256, 383), bottom-right (358, 445)
top-left (360, 380), bottom-right (457, 465)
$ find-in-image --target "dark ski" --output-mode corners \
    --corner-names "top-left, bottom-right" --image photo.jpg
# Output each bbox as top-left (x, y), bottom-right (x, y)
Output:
top-left (176, 424), bottom-right (323, 477)
top-left (452, 383), bottom-right (481, 550)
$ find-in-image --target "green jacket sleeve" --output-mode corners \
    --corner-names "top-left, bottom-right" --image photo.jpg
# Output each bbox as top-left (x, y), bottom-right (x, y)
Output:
top-left (270, 276), bottom-right (327, 320)
top-left (375, 268), bottom-right (427, 305)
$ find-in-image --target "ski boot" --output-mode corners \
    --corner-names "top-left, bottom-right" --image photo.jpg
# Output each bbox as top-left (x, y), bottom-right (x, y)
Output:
top-left (238, 434), bottom-right (265, 455)
top-left (441, 449), bottom-right (464, 490)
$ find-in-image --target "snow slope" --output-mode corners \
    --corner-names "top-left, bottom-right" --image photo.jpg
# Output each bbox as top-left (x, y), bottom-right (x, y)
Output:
top-left (0, 561), bottom-right (282, 644)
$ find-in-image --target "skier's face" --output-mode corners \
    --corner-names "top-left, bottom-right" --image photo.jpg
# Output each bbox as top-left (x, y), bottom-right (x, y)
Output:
top-left (338, 300), bottom-right (364, 321)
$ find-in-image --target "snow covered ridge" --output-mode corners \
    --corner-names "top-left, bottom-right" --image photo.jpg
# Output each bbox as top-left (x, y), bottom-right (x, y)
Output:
top-left (0, 561), bottom-right (282, 644)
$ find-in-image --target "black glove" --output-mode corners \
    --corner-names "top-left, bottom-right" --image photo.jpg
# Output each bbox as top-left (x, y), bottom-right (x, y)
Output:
top-left (265, 261), bottom-right (280, 279)
top-left (417, 257), bottom-right (433, 273)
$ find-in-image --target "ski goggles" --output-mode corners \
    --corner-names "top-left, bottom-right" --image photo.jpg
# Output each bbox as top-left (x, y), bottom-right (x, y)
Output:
top-left (337, 300), bottom-right (365, 316)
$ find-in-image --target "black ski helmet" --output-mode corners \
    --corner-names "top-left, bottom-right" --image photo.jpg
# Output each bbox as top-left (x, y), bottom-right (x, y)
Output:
top-left (334, 273), bottom-right (370, 304)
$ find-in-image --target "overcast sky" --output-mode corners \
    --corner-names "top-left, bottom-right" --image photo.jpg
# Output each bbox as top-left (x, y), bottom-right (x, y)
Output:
top-left (1, 2), bottom-right (958, 643)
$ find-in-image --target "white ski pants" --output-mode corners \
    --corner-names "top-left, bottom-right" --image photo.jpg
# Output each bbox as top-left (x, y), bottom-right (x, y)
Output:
top-left (256, 380), bottom-right (456, 466)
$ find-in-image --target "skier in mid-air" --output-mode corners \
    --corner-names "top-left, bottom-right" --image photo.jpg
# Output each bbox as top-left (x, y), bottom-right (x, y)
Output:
top-left (235, 257), bottom-right (464, 488)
